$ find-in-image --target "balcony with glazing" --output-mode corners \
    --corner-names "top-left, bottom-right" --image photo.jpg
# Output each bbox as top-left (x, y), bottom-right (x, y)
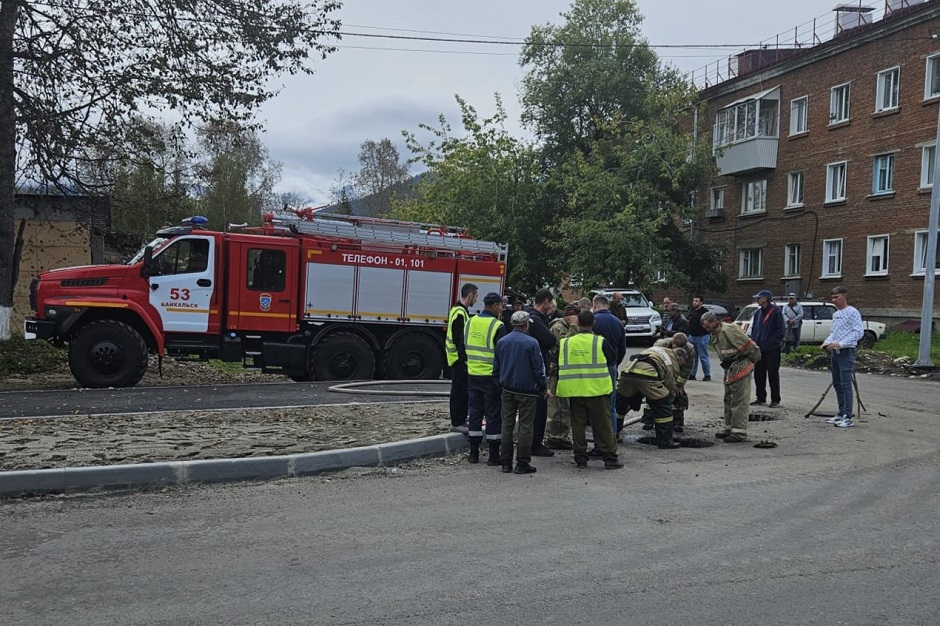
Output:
top-left (712, 87), bottom-right (780, 176)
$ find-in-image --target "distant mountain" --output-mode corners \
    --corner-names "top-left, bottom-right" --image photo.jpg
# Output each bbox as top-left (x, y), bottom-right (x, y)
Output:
top-left (323, 172), bottom-right (425, 217)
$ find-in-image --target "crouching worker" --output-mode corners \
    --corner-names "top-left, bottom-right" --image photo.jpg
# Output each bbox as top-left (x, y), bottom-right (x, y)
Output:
top-left (616, 345), bottom-right (687, 449)
top-left (653, 332), bottom-right (695, 433)
top-left (555, 310), bottom-right (623, 469)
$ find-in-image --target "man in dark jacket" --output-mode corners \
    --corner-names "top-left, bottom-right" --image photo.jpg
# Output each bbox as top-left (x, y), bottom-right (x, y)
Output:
top-left (750, 289), bottom-right (785, 407)
top-left (524, 288), bottom-right (559, 457)
top-left (592, 294), bottom-right (627, 438)
top-left (658, 303), bottom-right (690, 338)
top-left (494, 311), bottom-right (551, 474)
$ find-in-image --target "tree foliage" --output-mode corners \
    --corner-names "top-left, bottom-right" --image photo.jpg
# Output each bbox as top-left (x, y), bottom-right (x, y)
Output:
top-left (0, 0), bottom-right (341, 337)
top-left (393, 96), bottom-right (553, 293)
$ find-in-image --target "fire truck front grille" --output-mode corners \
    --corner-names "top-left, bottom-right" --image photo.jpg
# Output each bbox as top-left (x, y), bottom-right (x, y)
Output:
top-left (60, 278), bottom-right (108, 288)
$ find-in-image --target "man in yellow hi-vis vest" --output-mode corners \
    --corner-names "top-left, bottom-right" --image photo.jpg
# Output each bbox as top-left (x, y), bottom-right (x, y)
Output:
top-left (445, 283), bottom-right (478, 434)
top-left (555, 310), bottom-right (623, 469)
top-left (465, 292), bottom-right (508, 464)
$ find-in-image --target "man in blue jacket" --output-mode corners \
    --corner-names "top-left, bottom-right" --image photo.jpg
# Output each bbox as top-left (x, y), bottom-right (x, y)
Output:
top-left (494, 311), bottom-right (551, 474)
top-left (750, 289), bottom-right (785, 407)
top-left (592, 294), bottom-right (627, 437)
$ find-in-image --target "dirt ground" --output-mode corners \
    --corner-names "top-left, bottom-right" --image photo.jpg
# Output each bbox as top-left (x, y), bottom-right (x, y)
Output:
top-left (0, 350), bottom-right (933, 473)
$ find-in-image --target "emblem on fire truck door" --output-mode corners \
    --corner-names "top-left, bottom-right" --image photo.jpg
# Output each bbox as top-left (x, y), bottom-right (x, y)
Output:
top-left (259, 293), bottom-right (272, 311)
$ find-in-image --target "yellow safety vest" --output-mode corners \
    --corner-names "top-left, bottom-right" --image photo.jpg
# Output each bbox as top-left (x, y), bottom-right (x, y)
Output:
top-left (445, 305), bottom-right (469, 366)
top-left (556, 333), bottom-right (613, 397)
top-left (464, 314), bottom-right (502, 376)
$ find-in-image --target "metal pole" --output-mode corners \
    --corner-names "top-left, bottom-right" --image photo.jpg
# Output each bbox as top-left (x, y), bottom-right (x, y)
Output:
top-left (914, 96), bottom-right (940, 367)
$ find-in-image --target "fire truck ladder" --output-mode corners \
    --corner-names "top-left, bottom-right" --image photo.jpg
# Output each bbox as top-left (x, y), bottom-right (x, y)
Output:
top-left (286, 215), bottom-right (508, 261)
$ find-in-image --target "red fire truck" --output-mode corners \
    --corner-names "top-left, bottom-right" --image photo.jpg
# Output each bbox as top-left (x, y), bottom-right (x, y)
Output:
top-left (24, 210), bottom-right (508, 388)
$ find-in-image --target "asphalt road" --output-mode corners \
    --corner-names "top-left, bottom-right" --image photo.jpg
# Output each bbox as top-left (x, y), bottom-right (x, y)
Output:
top-left (0, 380), bottom-right (446, 420)
top-left (3, 369), bottom-right (940, 624)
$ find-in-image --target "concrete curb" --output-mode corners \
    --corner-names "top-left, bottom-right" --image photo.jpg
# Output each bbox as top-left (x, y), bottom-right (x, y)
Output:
top-left (0, 433), bottom-right (469, 498)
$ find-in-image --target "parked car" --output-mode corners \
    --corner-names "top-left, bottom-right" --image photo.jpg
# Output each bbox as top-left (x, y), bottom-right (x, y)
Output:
top-left (702, 302), bottom-right (734, 322)
top-left (702, 299), bottom-right (737, 320)
top-left (590, 288), bottom-right (662, 341)
top-left (734, 301), bottom-right (886, 348)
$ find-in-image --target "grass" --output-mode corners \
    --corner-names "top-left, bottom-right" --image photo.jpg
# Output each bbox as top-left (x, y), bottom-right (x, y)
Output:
top-left (0, 335), bottom-right (67, 377)
top-left (781, 331), bottom-right (940, 364)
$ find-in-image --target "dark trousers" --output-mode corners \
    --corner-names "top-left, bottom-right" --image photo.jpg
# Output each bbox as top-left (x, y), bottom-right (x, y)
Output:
top-left (753, 348), bottom-right (781, 404)
top-left (448, 361), bottom-right (468, 427)
top-left (468, 375), bottom-right (501, 441)
top-left (531, 395), bottom-right (548, 448)
top-left (500, 391), bottom-right (537, 464)
top-left (569, 395), bottom-right (619, 465)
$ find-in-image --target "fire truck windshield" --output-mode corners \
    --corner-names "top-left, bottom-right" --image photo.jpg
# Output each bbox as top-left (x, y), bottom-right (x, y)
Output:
top-left (126, 237), bottom-right (169, 265)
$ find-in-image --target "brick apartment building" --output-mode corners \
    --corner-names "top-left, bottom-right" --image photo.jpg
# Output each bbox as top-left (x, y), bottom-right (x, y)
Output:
top-left (689, 0), bottom-right (940, 330)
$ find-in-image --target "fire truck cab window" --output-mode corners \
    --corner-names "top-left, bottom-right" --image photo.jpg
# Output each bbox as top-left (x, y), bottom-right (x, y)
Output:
top-left (247, 249), bottom-right (286, 292)
top-left (155, 239), bottom-right (209, 276)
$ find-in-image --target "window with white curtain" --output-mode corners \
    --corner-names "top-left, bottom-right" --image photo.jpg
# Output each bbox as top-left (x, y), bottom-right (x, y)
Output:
top-left (822, 239), bottom-right (843, 278)
top-left (830, 83), bottom-right (851, 123)
top-left (741, 179), bottom-right (767, 214)
top-left (872, 154), bottom-right (894, 194)
top-left (826, 162), bottom-right (847, 202)
top-left (787, 172), bottom-right (804, 207)
top-left (913, 231), bottom-right (940, 274)
top-left (921, 144), bottom-right (936, 188)
top-left (789, 96), bottom-right (808, 135)
top-left (875, 67), bottom-right (900, 112)
top-left (784, 244), bottom-right (801, 277)
top-left (866, 235), bottom-right (889, 275)
top-left (739, 248), bottom-right (763, 278)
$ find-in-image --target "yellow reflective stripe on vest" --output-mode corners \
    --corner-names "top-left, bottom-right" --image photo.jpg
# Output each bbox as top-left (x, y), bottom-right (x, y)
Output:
top-left (445, 305), bottom-right (469, 366)
top-left (465, 315), bottom-right (501, 376)
top-left (556, 334), bottom-right (612, 397)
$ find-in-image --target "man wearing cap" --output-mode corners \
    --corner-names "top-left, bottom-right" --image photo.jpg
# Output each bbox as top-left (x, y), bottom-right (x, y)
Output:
top-left (782, 293), bottom-right (804, 353)
top-left (750, 289), bottom-right (785, 408)
top-left (445, 283), bottom-right (478, 434)
top-left (465, 292), bottom-right (508, 464)
top-left (545, 303), bottom-right (581, 449)
top-left (555, 310), bottom-right (623, 469)
top-left (700, 311), bottom-right (761, 443)
top-left (524, 288), bottom-right (559, 457)
top-left (494, 310), bottom-right (551, 474)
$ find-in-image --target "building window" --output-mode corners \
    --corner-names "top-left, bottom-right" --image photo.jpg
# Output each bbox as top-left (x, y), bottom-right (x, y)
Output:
top-left (872, 154), bottom-right (895, 194)
top-left (739, 248), bottom-right (763, 278)
top-left (785, 244), bottom-right (801, 277)
top-left (789, 96), bottom-right (808, 135)
top-left (741, 179), bottom-right (767, 214)
top-left (822, 239), bottom-right (843, 278)
top-left (826, 161), bottom-right (847, 203)
top-left (875, 67), bottom-right (900, 112)
top-left (830, 83), bottom-right (851, 124)
top-left (713, 95), bottom-right (779, 147)
top-left (925, 53), bottom-right (940, 99)
top-left (711, 187), bottom-right (725, 211)
top-left (913, 230), bottom-right (940, 274)
top-left (787, 172), bottom-right (804, 207)
top-left (866, 235), bottom-right (889, 275)
top-left (921, 144), bottom-right (936, 188)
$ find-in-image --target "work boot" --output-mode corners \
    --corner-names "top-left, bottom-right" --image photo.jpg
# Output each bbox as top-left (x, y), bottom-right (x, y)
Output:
top-left (604, 458), bottom-right (624, 470)
top-left (641, 408), bottom-right (654, 431)
top-left (655, 422), bottom-right (681, 450)
top-left (513, 462), bottom-right (537, 474)
top-left (672, 410), bottom-right (684, 434)
top-left (502, 463), bottom-right (513, 473)
top-left (468, 439), bottom-right (480, 464)
top-left (486, 441), bottom-right (502, 466)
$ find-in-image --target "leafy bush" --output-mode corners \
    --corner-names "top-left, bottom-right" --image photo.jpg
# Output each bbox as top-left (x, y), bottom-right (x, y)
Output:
top-left (0, 336), bottom-right (67, 377)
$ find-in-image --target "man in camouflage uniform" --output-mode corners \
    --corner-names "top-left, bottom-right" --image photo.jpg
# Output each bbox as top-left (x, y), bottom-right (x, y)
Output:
top-left (545, 303), bottom-right (580, 450)
top-left (615, 345), bottom-right (687, 450)
top-left (653, 332), bottom-right (694, 433)
top-left (700, 311), bottom-right (762, 443)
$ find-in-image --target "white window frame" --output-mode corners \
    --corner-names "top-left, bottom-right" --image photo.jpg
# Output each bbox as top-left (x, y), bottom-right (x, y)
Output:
top-left (787, 171), bottom-right (804, 207)
top-left (826, 161), bottom-right (847, 203)
top-left (921, 143), bottom-right (936, 188)
top-left (925, 53), bottom-right (940, 99)
top-left (784, 244), bottom-right (801, 277)
top-left (830, 83), bottom-right (851, 124)
top-left (741, 179), bottom-right (767, 214)
top-left (913, 230), bottom-right (940, 275)
top-left (739, 248), bottom-right (763, 279)
top-left (822, 238), bottom-right (843, 278)
top-left (875, 67), bottom-right (900, 112)
top-left (710, 187), bottom-right (725, 211)
top-left (872, 153), bottom-right (895, 195)
top-left (866, 234), bottom-right (890, 276)
top-left (789, 96), bottom-right (808, 135)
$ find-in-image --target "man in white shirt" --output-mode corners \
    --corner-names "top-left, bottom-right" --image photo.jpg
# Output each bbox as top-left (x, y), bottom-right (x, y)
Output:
top-left (821, 286), bottom-right (864, 428)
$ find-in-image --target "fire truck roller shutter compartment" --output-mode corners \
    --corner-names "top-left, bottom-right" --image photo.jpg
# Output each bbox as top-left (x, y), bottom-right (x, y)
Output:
top-left (305, 263), bottom-right (355, 320)
top-left (403, 270), bottom-right (452, 323)
top-left (459, 273), bottom-right (505, 315)
top-left (357, 267), bottom-right (405, 321)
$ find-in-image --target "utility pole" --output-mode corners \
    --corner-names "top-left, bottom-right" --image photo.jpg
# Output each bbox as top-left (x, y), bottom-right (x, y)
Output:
top-left (915, 92), bottom-right (940, 367)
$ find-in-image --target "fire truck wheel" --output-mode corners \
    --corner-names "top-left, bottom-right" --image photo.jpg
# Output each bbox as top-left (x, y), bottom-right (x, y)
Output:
top-left (381, 333), bottom-right (443, 380)
top-left (68, 320), bottom-right (149, 388)
top-left (311, 332), bottom-right (375, 381)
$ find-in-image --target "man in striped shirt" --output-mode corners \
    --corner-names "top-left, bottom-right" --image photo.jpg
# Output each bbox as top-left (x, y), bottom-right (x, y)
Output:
top-left (821, 286), bottom-right (865, 428)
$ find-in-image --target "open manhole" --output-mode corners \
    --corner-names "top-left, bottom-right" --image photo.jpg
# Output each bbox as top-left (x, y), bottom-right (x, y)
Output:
top-left (632, 435), bottom-right (715, 448)
top-left (749, 413), bottom-right (778, 422)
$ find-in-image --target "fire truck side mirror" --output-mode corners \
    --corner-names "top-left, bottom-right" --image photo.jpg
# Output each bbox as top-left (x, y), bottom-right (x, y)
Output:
top-left (140, 246), bottom-right (154, 278)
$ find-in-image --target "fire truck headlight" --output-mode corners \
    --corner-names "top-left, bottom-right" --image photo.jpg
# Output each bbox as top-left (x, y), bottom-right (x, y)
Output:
top-left (46, 308), bottom-right (58, 318)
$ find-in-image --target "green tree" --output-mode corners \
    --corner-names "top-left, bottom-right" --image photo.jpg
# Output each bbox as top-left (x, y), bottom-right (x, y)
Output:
top-left (393, 96), bottom-right (553, 293)
top-left (0, 0), bottom-right (340, 338)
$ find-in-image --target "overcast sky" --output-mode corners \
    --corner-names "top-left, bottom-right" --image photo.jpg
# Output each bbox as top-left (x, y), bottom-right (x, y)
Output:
top-left (259, 1), bottom-right (857, 204)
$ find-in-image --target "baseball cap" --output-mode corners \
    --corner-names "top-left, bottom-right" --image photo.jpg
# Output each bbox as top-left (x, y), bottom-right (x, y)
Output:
top-left (510, 311), bottom-right (530, 326)
top-left (752, 289), bottom-right (773, 300)
top-left (483, 292), bottom-right (503, 305)
top-left (788, 293), bottom-right (797, 298)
